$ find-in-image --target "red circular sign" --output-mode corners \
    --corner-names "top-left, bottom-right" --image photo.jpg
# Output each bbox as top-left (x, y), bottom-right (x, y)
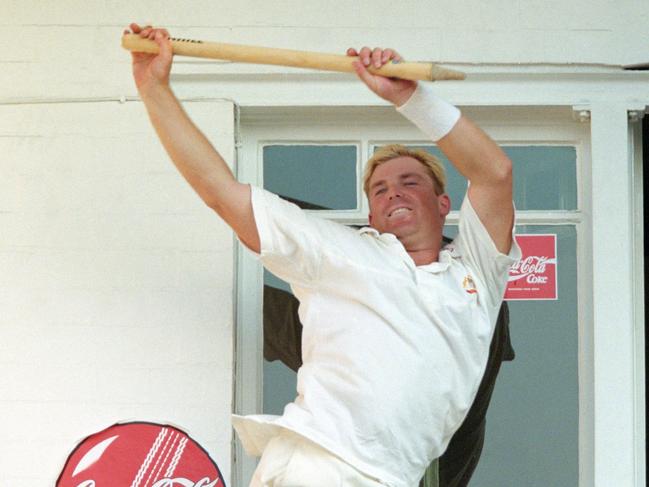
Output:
top-left (57, 422), bottom-right (225, 487)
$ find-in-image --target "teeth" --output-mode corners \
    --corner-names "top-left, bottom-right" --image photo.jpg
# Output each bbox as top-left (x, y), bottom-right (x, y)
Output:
top-left (390, 208), bottom-right (411, 217)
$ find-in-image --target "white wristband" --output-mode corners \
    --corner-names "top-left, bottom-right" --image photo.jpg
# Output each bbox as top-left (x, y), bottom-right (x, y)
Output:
top-left (396, 83), bottom-right (461, 142)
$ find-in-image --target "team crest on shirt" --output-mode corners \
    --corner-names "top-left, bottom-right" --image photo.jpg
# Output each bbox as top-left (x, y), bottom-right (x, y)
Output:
top-left (462, 275), bottom-right (477, 294)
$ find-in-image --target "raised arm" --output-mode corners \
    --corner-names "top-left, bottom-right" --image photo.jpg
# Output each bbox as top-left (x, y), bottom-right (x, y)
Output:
top-left (126, 24), bottom-right (260, 252)
top-left (349, 47), bottom-right (514, 254)
top-left (435, 116), bottom-right (513, 254)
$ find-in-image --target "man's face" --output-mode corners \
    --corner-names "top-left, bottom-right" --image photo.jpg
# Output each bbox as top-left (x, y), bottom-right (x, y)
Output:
top-left (367, 156), bottom-right (450, 246)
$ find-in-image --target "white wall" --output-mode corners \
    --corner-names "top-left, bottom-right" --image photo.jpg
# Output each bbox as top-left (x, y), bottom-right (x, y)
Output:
top-left (2, 0), bottom-right (649, 101)
top-left (1, 1), bottom-right (648, 485)
top-left (0, 100), bottom-right (235, 484)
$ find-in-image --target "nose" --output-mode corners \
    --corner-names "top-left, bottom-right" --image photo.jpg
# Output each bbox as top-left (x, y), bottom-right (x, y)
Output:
top-left (387, 187), bottom-right (402, 200)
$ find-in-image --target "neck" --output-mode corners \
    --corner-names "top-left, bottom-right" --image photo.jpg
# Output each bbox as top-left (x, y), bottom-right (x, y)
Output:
top-left (399, 236), bottom-right (442, 265)
top-left (406, 247), bottom-right (440, 266)
top-left (390, 225), bottom-right (444, 266)
top-left (393, 230), bottom-right (444, 266)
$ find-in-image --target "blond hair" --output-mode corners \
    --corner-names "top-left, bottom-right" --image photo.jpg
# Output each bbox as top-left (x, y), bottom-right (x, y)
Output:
top-left (363, 144), bottom-right (446, 197)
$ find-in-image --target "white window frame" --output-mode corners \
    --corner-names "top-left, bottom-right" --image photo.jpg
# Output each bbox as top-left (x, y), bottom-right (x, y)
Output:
top-left (230, 103), bottom-right (642, 487)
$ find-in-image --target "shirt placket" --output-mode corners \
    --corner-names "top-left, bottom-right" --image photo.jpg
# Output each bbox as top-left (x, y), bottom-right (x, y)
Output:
top-left (379, 233), bottom-right (419, 283)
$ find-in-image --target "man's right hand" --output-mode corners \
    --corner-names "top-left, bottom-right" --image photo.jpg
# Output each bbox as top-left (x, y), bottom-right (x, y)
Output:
top-left (125, 23), bottom-right (173, 95)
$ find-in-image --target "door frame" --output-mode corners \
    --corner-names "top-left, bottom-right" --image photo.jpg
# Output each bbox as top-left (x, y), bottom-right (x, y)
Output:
top-left (230, 103), bottom-right (643, 487)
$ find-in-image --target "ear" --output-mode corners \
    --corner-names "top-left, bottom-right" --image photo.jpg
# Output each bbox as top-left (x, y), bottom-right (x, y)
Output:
top-left (438, 193), bottom-right (451, 217)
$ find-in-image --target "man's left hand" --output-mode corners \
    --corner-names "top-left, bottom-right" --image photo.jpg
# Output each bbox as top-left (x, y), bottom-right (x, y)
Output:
top-left (347, 47), bottom-right (417, 107)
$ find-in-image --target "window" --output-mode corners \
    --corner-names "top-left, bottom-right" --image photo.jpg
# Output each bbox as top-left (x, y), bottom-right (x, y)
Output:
top-left (263, 144), bottom-right (358, 210)
top-left (234, 106), bottom-right (589, 487)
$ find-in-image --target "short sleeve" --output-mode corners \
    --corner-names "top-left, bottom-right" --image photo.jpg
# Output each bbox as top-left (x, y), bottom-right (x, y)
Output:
top-left (242, 185), bottom-right (348, 287)
top-left (453, 194), bottom-right (522, 307)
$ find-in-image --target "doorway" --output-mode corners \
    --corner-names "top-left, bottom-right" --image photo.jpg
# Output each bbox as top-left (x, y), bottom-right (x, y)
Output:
top-left (235, 106), bottom-right (588, 487)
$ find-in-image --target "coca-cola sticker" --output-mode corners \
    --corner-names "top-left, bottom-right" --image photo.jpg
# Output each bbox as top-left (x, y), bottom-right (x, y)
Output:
top-left (57, 422), bottom-right (225, 487)
top-left (505, 234), bottom-right (557, 300)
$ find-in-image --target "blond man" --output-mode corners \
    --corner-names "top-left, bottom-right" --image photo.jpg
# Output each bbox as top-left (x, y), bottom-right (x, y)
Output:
top-left (127, 23), bottom-right (521, 487)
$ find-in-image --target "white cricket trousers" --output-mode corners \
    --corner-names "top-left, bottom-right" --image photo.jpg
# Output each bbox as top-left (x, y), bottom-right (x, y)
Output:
top-left (249, 429), bottom-right (385, 487)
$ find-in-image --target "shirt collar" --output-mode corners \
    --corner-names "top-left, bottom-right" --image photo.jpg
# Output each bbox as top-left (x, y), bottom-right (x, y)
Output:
top-left (417, 249), bottom-right (452, 273)
top-left (358, 227), bottom-right (460, 274)
top-left (358, 226), bottom-right (398, 244)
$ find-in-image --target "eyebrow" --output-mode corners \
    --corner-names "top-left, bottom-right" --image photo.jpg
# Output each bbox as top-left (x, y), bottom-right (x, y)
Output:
top-left (369, 172), bottom-right (425, 191)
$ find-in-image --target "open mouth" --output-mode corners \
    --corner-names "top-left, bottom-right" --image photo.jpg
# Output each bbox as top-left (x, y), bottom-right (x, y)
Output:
top-left (388, 207), bottom-right (412, 218)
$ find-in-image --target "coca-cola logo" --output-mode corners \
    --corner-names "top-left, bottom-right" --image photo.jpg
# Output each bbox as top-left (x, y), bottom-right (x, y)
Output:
top-left (151, 479), bottom-right (218, 487)
top-left (76, 478), bottom-right (218, 487)
top-left (57, 422), bottom-right (225, 487)
top-left (505, 234), bottom-right (558, 300)
top-left (508, 255), bottom-right (556, 284)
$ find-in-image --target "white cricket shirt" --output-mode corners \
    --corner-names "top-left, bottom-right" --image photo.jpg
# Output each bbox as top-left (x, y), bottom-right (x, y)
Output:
top-left (233, 188), bottom-right (520, 487)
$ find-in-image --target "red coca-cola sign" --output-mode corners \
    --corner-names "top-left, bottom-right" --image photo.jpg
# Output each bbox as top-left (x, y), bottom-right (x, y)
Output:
top-left (57, 422), bottom-right (225, 487)
top-left (505, 234), bottom-right (557, 300)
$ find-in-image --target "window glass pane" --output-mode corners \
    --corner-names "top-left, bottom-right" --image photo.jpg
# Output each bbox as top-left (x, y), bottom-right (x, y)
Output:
top-left (402, 145), bottom-right (577, 211)
top-left (263, 145), bottom-right (358, 210)
top-left (443, 223), bottom-right (578, 487)
top-left (507, 146), bottom-right (577, 210)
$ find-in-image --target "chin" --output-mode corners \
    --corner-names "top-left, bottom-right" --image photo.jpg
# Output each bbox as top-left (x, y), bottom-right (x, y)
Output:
top-left (387, 223), bottom-right (416, 238)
